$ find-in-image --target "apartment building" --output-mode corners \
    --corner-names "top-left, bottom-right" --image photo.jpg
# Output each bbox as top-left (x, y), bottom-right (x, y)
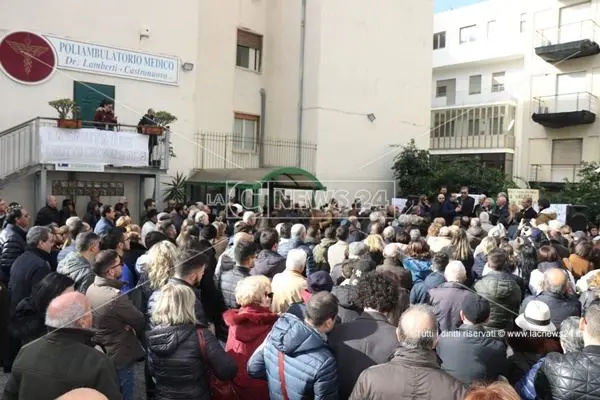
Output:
top-left (0, 0), bottom-right (433, 214)
top-left (432, 0), bottom-right (600, 188)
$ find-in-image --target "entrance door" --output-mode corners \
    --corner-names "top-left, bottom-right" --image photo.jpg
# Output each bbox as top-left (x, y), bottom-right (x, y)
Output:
top-left (73, 82), bottom-right (115, 127)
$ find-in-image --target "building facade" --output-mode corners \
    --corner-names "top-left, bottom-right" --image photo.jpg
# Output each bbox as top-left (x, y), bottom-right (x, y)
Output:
top-left (431, 0), bottom-right (600, 188)
top-left (0, 0), bottom-right (433, 215)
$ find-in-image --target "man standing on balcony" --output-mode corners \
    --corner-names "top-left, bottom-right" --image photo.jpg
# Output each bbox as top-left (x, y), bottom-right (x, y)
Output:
top-left (34, 195), bottom-right (61, 227)
top-left (138, 109), bottom-right (158, 166)
top-left (94, 100), bottom-right (118, 131)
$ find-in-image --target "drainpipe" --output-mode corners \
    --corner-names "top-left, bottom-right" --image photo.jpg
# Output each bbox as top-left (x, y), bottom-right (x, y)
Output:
top-left (259, 88), bottom-right (266, 168)
top-left (297, 0), bottom-right (307, 169)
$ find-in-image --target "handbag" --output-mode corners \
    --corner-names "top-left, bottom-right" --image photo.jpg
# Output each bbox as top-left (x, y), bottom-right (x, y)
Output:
top-left (196, 328), bottom-right (240, 400)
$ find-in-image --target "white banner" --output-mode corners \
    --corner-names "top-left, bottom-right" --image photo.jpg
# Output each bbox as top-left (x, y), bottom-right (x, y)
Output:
top-left (45, 36), bottom-right (179, 85)
top-left (40, 127), bottom-right (149, 167)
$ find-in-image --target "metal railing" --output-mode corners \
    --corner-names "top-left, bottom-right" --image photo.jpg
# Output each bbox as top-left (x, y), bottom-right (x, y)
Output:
top-left (430, 134), bottom-right (515, 151)
top-left (0, 117), bottom-right (170, 180)
top-left (195, 132), bottom-right (317, 173)
top-left (533, 92), bottom-right (597, 114)
top-left (529, 164), bottom-right (582, 183)
top-left (536, 20), bottom-right (600, 47)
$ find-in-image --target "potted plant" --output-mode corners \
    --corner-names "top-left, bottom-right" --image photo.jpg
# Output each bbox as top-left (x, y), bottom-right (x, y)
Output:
top-left (163, 172), bottom-right (187, 204)
top-left (142, 111), bottom-right (177, 136)
top-left (48, 99), bottom-right (81, 129)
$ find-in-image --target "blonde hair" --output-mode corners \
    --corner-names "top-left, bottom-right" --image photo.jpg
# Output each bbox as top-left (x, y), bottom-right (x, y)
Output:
top-left (364, 234), bottom-right (384, 252)
top-left (235, 276), bottom-right (271, 307)
top-left (128, 224), bottom-right (141, 234)
top-left (427, 223), bottom-right (442, 238)
top-left (116, 216), bottom-right (131, 228)
top-left (151, 283), bottom-right (197, 326)
top-left (480, 237), bottom-right (498, 256)
top-left (433, 217), bottom-right (446, 226)
top-left (148, 241), bottom-right (177, 289)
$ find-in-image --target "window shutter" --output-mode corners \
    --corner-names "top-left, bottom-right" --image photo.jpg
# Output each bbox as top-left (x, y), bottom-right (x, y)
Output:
top-left (552, 139), bottom-right (583, 165)
top-left (237, 30), bottom-right (263, 49)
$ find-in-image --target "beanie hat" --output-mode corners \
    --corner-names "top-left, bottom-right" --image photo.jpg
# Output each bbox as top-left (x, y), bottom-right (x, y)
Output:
top-left (307, 271), bottom-right (334, 293)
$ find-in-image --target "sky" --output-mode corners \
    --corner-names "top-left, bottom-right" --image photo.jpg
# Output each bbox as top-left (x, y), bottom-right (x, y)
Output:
top-left (435, 0), bottom-right (486, 13)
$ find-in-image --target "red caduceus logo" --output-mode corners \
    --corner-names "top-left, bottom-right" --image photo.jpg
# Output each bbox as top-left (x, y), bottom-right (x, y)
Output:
top-left (0, 31), bottom-right (56, 84)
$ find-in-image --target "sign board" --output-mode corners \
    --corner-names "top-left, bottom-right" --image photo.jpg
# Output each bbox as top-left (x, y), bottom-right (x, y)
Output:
top-left (55, 163), bottom-right (105, 172)
top-left (0, 31), bottom-right (56, 85)
top-left (40, 127), bottom-right (148, 167)
top-left (546, 204), bottom-right (568, 225)
top-left (45, 36), bottom-right (179, 85)
top-left (508, 189), bottom-right (540, 208)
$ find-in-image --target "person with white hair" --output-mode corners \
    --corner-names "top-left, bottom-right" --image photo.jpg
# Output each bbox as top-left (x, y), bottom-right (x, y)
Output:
top-left (242, 211), bottom-right (257, 230)
top-left (271, 249), bottom-right (308, 313)
top-left (195, 210), bottom-right (210, 228)
top-left (429, 226), bottom-right (452, 253)
top-left (278, 223), bottom-right (317, 275)
top-left (428, 260), bottom-right (473, 331)
top-left (479, 211), bottom-right (494, 233)
top-left (3, 292), bottom-right (121, 399)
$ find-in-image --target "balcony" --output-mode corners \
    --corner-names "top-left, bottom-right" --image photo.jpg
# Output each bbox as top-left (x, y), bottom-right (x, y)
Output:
top-left (531, 92), bottom-right (597, 128)
top-left (195, 132), bottom-right (317, 173)
top-left (0, 117), bottom-right (170, 183)
top-left (430, 103), bottom-right (516, 153)
top-left (535, 20), bottom-right (600, 63)
top-left (529, 164), bottom-right (582, 183)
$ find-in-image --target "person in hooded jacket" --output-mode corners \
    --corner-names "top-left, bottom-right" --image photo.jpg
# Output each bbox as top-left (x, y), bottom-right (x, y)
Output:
top-left (223, 276), bottom-right (278, 399)
top-left (247, 291), bottom-right (339, 400)
top-left (147, 283), bottom-right (237, 400)
top-left (252, 229), bottom-right (286, 279)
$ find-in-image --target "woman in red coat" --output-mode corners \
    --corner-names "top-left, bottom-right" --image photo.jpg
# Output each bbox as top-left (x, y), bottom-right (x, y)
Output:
top-left (223, 275), bottom-right (279, 400)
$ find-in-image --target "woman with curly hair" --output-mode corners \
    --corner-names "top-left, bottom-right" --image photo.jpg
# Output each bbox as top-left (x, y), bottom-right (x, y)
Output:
top-left (402, 239), bottom-right (433, 284)
top-left (141, 240), bottom-right (177, 323)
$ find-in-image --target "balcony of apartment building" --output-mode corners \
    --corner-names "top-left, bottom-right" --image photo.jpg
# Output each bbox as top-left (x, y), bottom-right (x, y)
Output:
top-left (535, 19), bottom-right (600, 64)
top-left (529, 138), bottom-right (584, 185)
top-left (531, 92), bottom-right (597, 128)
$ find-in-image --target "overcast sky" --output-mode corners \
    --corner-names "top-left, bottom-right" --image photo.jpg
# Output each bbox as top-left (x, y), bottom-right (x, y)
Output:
top-left (435, 0), bottom-right (485, 13)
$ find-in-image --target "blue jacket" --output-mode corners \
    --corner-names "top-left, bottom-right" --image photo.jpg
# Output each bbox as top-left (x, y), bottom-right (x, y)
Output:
top-left (247, 313), bottom-right (338, 400)
top-left (94, 217), bottom-right (115, 236)
top-left (516, 357), bottom-right (544, 400)
top-left (402, 257), bottom-right (432, 284)
top-left (410, 271), bottom-right (445, 304)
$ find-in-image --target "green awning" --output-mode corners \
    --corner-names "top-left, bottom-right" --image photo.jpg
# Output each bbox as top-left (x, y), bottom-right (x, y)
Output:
top-left (187, 167), bottom-right (325, 190)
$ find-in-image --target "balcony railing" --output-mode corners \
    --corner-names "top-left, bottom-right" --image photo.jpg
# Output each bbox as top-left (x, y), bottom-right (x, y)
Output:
top-left (533, 92), bottom-right (597, 114)
top-left (536, 20), bottom-right (600, 47)
top-left (430, 134), bottom-right (515, 151)
top-left (0, 117), bottom-right (170, 181)
top-left (529, 164), bottom-right (582, 183)
top-left (195, 132), bottom-right (317, 173)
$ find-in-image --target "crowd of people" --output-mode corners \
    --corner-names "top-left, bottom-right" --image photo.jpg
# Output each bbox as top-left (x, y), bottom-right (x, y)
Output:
top-left (0, 187), bottom-right (599, 399)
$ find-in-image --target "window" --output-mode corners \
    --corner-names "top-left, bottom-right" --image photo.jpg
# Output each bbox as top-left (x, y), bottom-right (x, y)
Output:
top-left (490, 116), bottom-right (505, 135)
top-left (487, 20), bottom-right (497, 39)
top-left (233, 113), bottom-right (259, 151)
top-left (433, 113), bottom-right (455, 138)
top-left (469, 75), bottom-right (482, 95)
top-left (433, 31), bottom-right (446, 50)
top-left (436, 85), bottom-right (447, 97)
top-left (520, 13), bottom-right (527, 33)
top-left (236, 30), bottom-right (263, 72)
top-left (459, 25), bottom-right (477, 44)
top-left (468, 119), bottom-right (480, 136)
top-left (492, 72), bottom-right (505, 92)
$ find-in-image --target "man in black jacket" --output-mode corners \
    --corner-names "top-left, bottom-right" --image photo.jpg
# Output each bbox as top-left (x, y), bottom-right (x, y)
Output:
top-left (8, 226), bottom-right (54, 312)
top-left (34, 195), bottom-right (61, 227)
top-left (456, 186), bottom-right (475, 218)
top-left (329, 272), bottom-right (400, 399)
top-left (3, 291), bottom-right (121, 399)
top-left (436, 293), bottom-right (507, 385)
top-left (217, 239), bottom-right (256, 309)
top-left (536, 302), bottom-right (600, 399)
top-left (0, 206), bottom-right (30, 285)
top-left (252, 228), bottom-right (285, 279)
top-left (520, 268), bottom-right (581, 329)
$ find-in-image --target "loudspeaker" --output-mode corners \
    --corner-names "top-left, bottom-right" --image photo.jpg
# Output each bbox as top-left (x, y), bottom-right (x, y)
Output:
top-left (567, 205), bottom-right (589, 232)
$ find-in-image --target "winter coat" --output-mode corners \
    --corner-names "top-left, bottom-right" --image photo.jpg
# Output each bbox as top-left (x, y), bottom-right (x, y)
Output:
top-left (535, 346), bottom-right (600, 400)
top-left (146, 324), bottom-right (237, 400)
top-left (216, 265), bottom-right (251, 310)
top-left (331, 258), bottom-right (374, 286)
top-left (2, 328), bottom-right (121, 400)
top-left (313, 238), bottom-right (337, 273)
top-left (520, 292), bottom-right (581, 329)
top-left (529, 261), bottom-right (576, 295)
top-left (10, 296), bottom-right (46, 345)
top-left (252, 249), bottom-right (286, 279)
top-left (329, 311), bottom-right (399, 399)
top-left (271, 270), bottom-right (307, 314)
top-left (147, 277), bottom-right (207, 329)
top-left (331, 285), bottom-right (362, 324)
top-left (57, 251), bottom-right (95, 293)
top-left (436, 324), bottom-right (507, 385)
top-left (402, 257), bottom-right (432, 284)
top-left (223, 305), bottom-right (279, 400)
top-left (59, 206), bottom-right (76, 226)
top-left (56, 243), bottom-right (75, 264)
top-left (33, 205), bottom-right (61, 227)
top-left (327, 241), bottom-right (348, 273)
top-left (516, 358), bottom-right (544, 400)
top-left (376, 259), bottom-right (413, 290)
top-left (8, 248), bottom-right (52, 312)
top-left (247, 313), bottom-right (338, 400)
top-left (94, 217), bottom-right (115, 236)
top-left (429, 282), bottom-right (473, 332)
top-left (350, 347), bottom-right (467, 400)
top-left (86, 276), bottom-right (145, 369)
top-left (0, 224), bottom-right (26, 284)
top-left (472, 252), bottom-right (488, 282)
top-left (410, 271), bottom-right (445, 304)
top-left (277, 239), bottom-right (292, 259)
top-left (474, 271), bottom-right (522, 331)
top-left (122, 243), bottom-right (146, 284)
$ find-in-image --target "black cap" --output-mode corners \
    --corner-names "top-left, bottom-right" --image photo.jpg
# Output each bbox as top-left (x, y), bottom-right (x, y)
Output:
top-left (307, 271), bottom-right (334, 293)
top-left (461, 293), bottom-right (490, 324)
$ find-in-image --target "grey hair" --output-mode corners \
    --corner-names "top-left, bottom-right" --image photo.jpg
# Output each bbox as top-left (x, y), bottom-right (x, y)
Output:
top-left (194, 211), bottom-right (208, 225)
top-left (45, 301), bottom-right (87, 328)
top-left (398, 305), bottom-right (437, 350)
top-left (409, 229), bottom-right (421, 242)
top-left (585, 303), bottom-right (600, 340)
top-left (26, 226), bottom-right (51, 247)
top-left (444, 261), bottom-right (467, 283)
top-left (543, 269), bottom-right (568, 295)
top-left (560, 316), bottom-right (584, 353)
top-left (383, 226), bottom-right (395, 242)
top-left (75, 231), bottom-right (100, 252)
top-left (291, 224), bottom-right (306, 238)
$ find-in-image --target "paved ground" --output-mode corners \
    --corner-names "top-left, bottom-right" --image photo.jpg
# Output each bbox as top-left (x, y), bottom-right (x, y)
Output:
top-left (0, 362), bottom-right (147, 399)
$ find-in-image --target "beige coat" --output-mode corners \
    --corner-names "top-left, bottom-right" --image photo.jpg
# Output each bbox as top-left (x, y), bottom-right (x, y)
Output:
top-left (271, 270), bottom-right (307, 314)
